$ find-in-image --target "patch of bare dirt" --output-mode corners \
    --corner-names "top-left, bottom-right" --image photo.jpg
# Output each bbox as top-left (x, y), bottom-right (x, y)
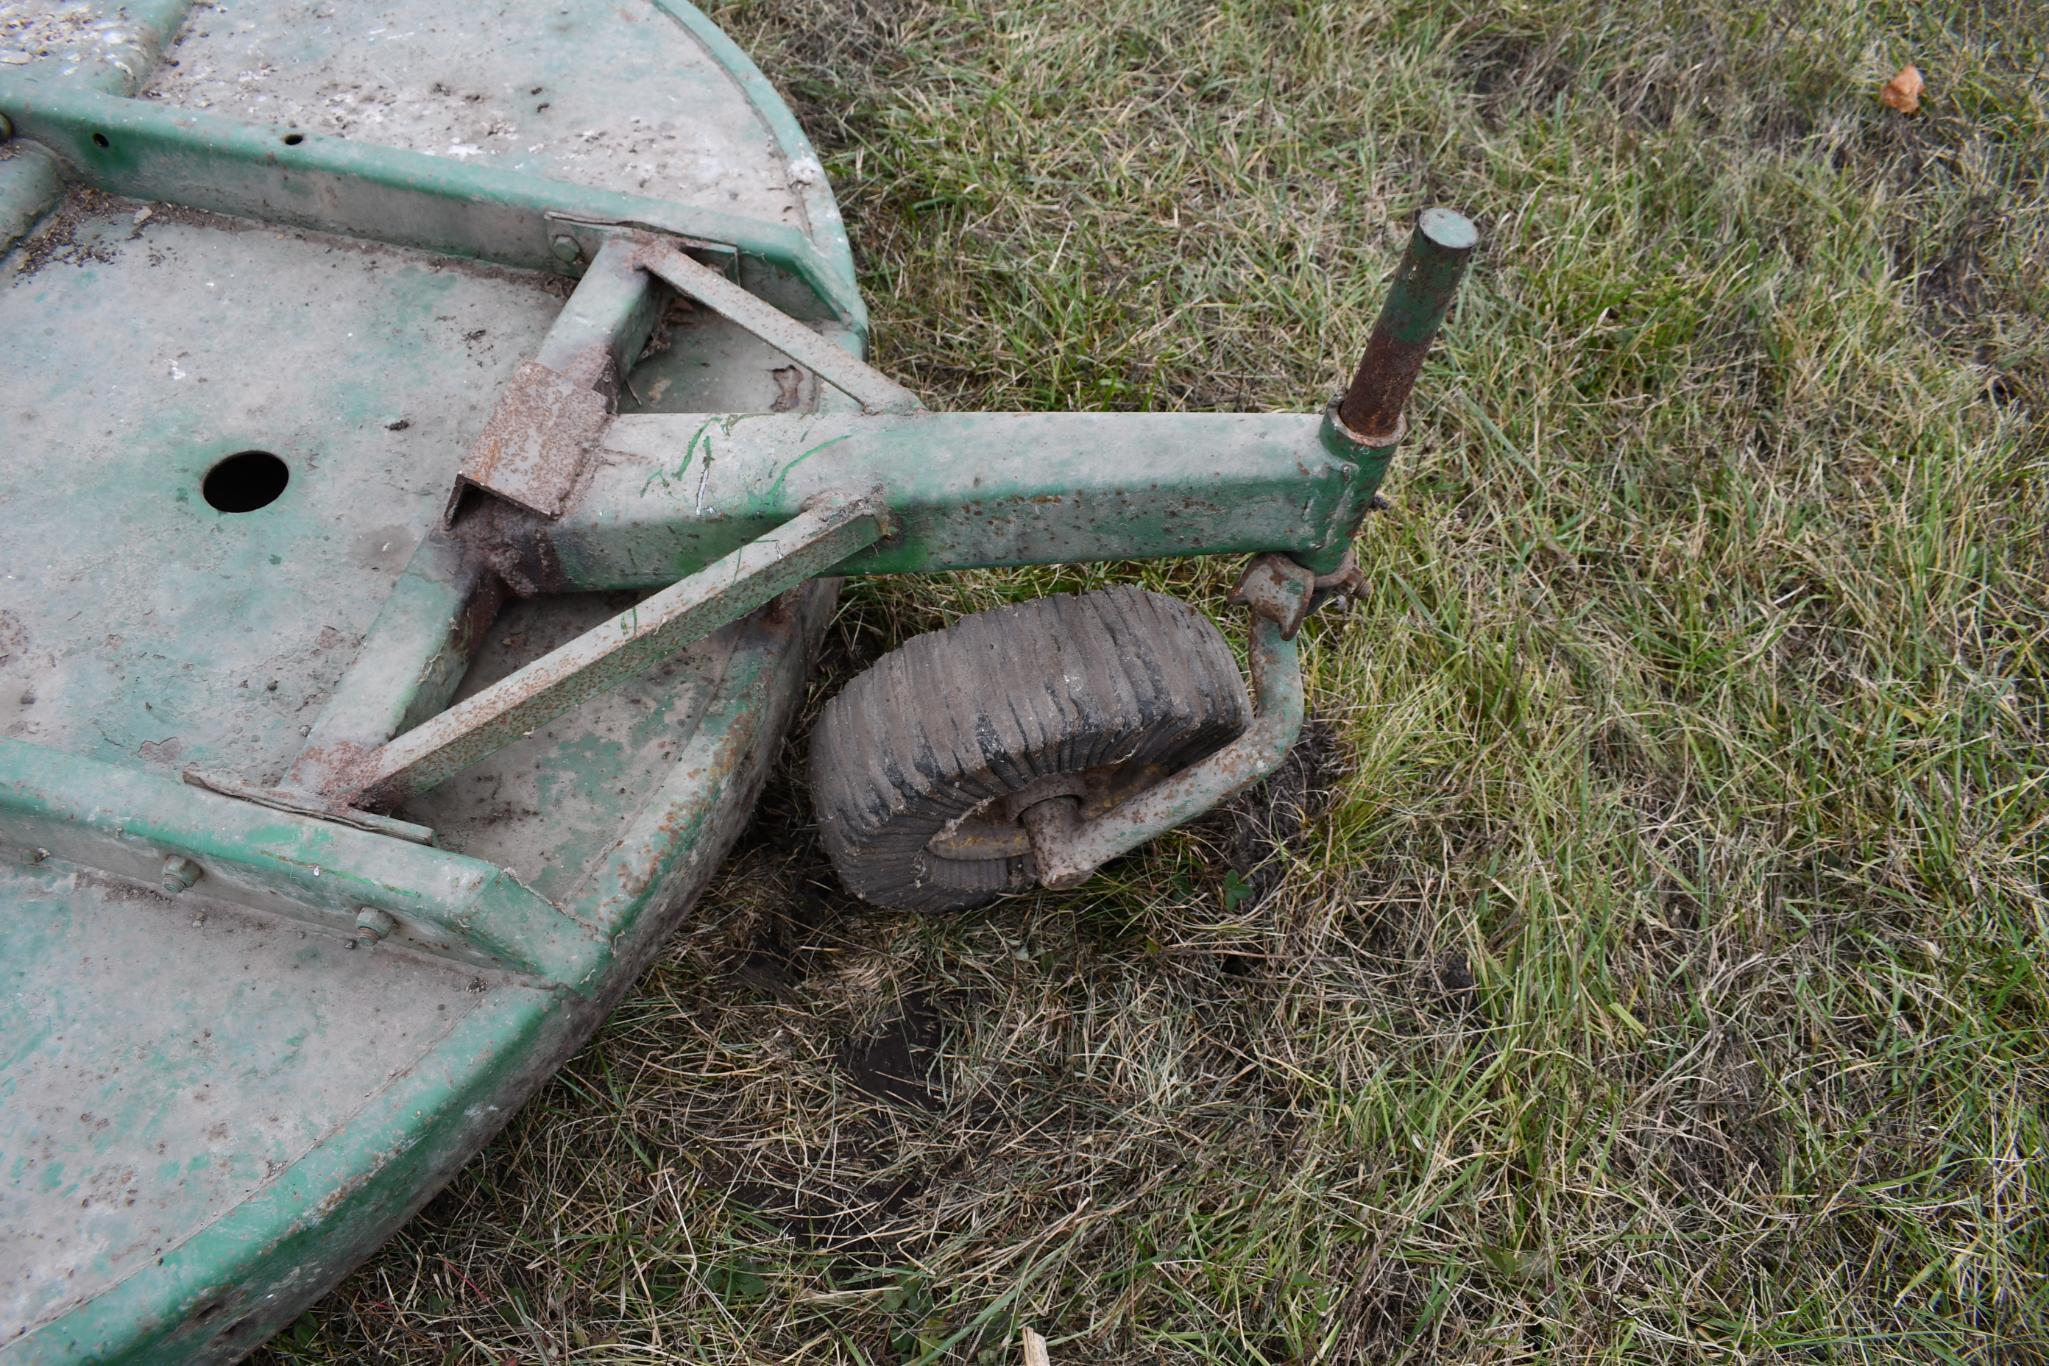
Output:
top-left (839, 990), bottom-right (943, 1110)
top-left (8, 188), bottom-right (125, 280)
top-left (1206, 714), bottom-right (1350, 913)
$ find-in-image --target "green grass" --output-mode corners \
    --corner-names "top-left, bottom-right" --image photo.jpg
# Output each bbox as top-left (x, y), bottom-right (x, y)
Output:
top-left (272, 0), bottom-right (2047, 1359)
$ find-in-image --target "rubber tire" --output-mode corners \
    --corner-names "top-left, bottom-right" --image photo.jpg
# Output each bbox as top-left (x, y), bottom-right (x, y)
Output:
top-left (810, 586), bottom-right (1252, 912)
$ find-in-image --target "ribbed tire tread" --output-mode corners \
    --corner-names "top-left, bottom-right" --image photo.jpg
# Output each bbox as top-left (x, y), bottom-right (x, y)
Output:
top-left (810, 586), bottom-right (1250, 912)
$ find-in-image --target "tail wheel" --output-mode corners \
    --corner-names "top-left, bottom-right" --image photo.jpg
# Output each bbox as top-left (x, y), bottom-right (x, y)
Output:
top-left (810, 586), bottom-right (1251, 911)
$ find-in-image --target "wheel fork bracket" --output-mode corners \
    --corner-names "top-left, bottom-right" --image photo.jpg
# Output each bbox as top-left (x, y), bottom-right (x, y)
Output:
top-left (1023, 556), bottom-right (1313, 890)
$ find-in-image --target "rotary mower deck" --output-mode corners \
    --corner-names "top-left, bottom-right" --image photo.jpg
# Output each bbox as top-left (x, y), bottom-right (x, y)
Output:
top-left (0, 2), bottom-right (1469, 1358)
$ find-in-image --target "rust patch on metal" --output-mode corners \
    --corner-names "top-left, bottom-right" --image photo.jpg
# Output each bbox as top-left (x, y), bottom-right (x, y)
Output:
top-left (287, 739), bottom-right (385, 805)
top-left (545, 334), bottom-right (617, 394)
top-left (452, 498), bottom-right (569, 599)
top-left (1229, 553), bottom-right (1316, 638)
top-left (1336, 209), bottom-right (1477, 443)
top-left (439, 568), bottom-right (510, 661)
top-left (769, 364), bottom-right (805, 412)
top-left (443, 361), bottom-right (610, 525)
top-left (1338, 331), bottom-right (1430, 444)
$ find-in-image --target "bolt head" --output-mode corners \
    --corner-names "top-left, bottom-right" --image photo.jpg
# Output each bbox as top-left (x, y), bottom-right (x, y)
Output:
top-left (160, 855), bottom-right (203, 895)
top-left (550, 233), bottom-right (583, 265)
top-left (353, 906), bottom-right (397, 946)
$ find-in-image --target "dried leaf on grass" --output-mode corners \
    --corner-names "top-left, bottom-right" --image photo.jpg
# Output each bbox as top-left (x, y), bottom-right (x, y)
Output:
top-left (1881, 64), bottom-right (1924, 114)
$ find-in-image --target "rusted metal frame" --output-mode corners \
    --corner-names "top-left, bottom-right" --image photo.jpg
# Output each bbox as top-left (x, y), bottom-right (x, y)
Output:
top-left (446, 235), bottom-right (664, 524)
top-left (299, 203), bottom-right (1468, 822)
top-left (0, 737), bottom-right (607, 987)
top-left (1024, 558), bottom-right (1315, 889)
top-left (354, 494), bottom-right (888, 807)
top-left (639, 243), bottom-right (922, 415)
top-left (283, 238), bottom-right (662, 805)
top-left (0, 72), bottom-right (867, 332)
top-left (524, 199), bottom-right (1475, 589)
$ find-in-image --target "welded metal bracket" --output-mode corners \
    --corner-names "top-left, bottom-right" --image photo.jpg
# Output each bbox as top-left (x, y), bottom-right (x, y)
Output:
top-left (445, 233), bottom-right (664, 524)
top-left (452, 360), bottom-right (614, 521)
top-left (356, 492), bottom-right (889, 807)
top-left (1231, 552), bottom-right (1321, 638)
top-left (444, 232), bottom-right (921, 528)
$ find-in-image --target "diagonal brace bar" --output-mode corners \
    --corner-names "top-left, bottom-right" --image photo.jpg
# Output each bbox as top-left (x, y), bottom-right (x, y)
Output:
top-left (357, 493), bottom-right (887, 806)
top-left (640, 244), bottom-right (922, 415)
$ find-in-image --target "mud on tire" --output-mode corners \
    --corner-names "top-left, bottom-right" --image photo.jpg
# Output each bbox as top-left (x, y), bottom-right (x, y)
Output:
top-left (810, 586), bottom-right (1251, 912)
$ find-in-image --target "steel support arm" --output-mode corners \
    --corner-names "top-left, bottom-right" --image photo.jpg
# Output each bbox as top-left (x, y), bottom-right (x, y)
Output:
top-left (1026, 611), bottom-right (1306, 889)
top-left (523, 409), bottom-right (1379, 592)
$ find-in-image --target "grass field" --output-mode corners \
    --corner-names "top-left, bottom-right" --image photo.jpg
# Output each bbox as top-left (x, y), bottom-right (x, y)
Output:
top-left (272, 0), bottom-right (2047, 1359)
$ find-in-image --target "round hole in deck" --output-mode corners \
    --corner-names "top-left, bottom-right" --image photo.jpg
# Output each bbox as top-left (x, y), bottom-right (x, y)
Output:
top-left (202, 451), bottom-right (290, 513)
top-left (281, 132), bottom-right (304, 146)
top-left (91, 132), bottom-right (109, 148)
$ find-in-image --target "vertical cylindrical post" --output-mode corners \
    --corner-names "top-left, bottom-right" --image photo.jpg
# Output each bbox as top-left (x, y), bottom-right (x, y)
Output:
top-left (1336, 207), bottom-right (1477, 444)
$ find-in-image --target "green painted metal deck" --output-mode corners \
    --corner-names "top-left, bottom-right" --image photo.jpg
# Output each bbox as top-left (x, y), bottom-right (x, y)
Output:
top-left (0, 2), bottom-right (855, 1357)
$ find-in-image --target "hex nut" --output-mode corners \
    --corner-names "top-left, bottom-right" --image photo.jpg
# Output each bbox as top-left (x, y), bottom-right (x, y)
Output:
top-left (161, 855), bottom-right (203, 895)
top-left (353, 906), bottom-right (398, 946)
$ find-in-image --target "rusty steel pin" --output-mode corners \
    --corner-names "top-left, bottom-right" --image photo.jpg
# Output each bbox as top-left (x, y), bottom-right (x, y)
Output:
top-left (1336, 207), bottom-right (1478, 446)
